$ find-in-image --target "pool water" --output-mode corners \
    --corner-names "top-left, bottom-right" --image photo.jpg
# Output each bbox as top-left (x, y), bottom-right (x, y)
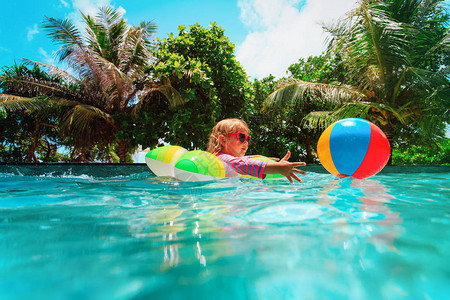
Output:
top-left (0, 168), bottom-right (449, 299)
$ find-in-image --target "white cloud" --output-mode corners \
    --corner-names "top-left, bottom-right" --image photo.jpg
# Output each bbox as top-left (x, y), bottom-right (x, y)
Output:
top-left (60, 0), bottom-right (70, 8)
top-left (67, 1), bottom-right (126, 31)
top-left (236, 0), bottom-right (358, 78)
top-left (27, 24), bottom-right (39, 41)
top-left (70, 0), bottom-right (111, 16)
top-left (39, 47), bottom-right (56, 65)
top-left (68, 0), bottom-right (126, 17)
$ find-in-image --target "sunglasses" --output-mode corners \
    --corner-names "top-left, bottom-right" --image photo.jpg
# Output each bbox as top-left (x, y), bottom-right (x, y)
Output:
top-left (224, 132), bottom-right (251, 144)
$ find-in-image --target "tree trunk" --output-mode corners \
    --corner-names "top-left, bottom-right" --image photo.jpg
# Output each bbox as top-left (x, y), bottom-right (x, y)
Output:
top-left (385, 132), bottom-right (394, 166)
top-left (118, 140), bottom-right (128, 163)
top-left (381, 121), bottom-right (394, 166)
top-left (304, 136), bottom-right (313, 163)
top-left (73, 146), bottom-right (87, 162)
top-left (25, 120), bottom-right (41, 163)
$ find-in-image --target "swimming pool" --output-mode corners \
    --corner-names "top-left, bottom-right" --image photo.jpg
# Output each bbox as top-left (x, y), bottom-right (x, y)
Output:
top-left (1, 164), bottom-right (449, 299)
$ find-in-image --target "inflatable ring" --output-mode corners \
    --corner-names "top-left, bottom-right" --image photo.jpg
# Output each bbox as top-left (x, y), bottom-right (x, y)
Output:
top-left (145, 145), bottom-right (284, 182)
top-left (144, 145), bottom-right (187, 177)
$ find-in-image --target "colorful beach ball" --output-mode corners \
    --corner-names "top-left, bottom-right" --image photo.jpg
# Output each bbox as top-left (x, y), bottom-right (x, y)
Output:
top-left (317, 118), bottom-right (390, 179)
top-left (174, 150), bottom-right (226, 182)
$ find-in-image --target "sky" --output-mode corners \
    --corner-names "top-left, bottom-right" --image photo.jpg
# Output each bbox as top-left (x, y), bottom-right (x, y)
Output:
top-left (1, 0), bottom-right (448, 138)
top-left (0, 0), bottom-right (363, 79)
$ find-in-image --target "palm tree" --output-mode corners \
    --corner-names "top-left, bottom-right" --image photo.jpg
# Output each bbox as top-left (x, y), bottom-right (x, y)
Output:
top-left (264, 0), bottom-right (449, 149)
top-left (0, 63), bottom-right (66, 162)
top-left (0, 7), bottom-right (184, 162)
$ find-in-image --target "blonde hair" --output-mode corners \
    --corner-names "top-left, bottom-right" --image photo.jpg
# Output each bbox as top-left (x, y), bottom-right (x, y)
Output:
top-left (207, 118), bottom-right (249, 154)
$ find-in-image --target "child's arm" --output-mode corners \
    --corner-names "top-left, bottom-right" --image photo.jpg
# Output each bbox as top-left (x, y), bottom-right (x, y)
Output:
top-left (264, 151), bottom-right (306, 183)
top-left (217, 153), bottom-right (267, 178)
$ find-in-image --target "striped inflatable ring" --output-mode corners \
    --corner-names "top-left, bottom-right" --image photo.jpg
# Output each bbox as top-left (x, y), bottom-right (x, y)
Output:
top-left (145, 145), bottom-right (283, 182)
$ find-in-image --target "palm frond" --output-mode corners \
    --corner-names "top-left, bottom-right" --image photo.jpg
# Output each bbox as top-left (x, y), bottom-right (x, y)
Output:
top-left (62, 46), bottom-right (103, 81)
top-left (1, 75), bottom-right (78, 99)
top-left (332, 101), bottom-right (406, 124)
top-left (97, 7), bottom-right (128, 62)
top-left (60, 104), bottom-right (115, 137)
top-left (325, 0), bottom-right (410, 89)
top-left (120, 26), bottom-right (153, 74)
top-left (23, 59), bottom-right (78, 84)
top-left (97, 6), bottom-right (123, 29)
top-left (92, 54), bottom-right (134, 109)
top-left (405, 67), bottom-right (450, 101)
top-left (263, 79), bottom-right (365, 110)
top-left (302, 111), bottom-right (335, 130)
top-left (0, 94), bottom-right (49, 111)
top-left (42, 16), bottom-right (85, 61)
top-left (42, 16), bottom-right (107, 85)
top-left (426, 30), bottom-right (450, 56)
top-left (153, 84), bottom-right (185, 108)
top-left (82, 13), bottom-right (105, 57)
top-left (0, 92), bottom-right (83, 114)
top-left (133, 79), bottom-right (185, 114)
top-left (302, 101), bottom-right (407, 132)
top-left (139, 20), bottom-right (157, 36)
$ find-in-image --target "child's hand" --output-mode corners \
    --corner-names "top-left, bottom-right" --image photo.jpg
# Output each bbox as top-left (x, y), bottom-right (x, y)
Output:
top-left (264, 151), bottom-right (307, 183)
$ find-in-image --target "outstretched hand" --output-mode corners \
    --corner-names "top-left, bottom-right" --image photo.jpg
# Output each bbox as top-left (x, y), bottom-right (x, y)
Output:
top-left (264, 151), bottom-right (307, 183)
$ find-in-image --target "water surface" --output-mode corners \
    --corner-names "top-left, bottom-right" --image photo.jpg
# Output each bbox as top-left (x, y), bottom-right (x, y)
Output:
top-left (0, 168), bottom-right (449, 299)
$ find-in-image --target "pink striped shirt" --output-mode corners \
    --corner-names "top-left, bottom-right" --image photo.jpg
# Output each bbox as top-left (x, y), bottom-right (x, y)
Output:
top-left (216, 152), bottom-right (267, 179)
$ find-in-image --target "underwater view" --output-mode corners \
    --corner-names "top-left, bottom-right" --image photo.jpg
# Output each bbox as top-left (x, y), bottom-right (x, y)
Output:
top-left (0, 165), bottom-right (449, 300)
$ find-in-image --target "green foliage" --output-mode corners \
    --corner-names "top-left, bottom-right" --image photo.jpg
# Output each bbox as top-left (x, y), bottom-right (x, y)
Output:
top-left (145, 23), bottom-right (251, 150)
top-left (244, 76), bottom-right (318, 163)
top-left (327, 0), bottom-right (450, 142)
top-left (392, 139), bottom-right (450, 165)
top-left (244, 76), bottom-right (291, 158)
top-left (0, 110), bottom-right (32, 162)
top-left (1, 3), bottom-right (448, 165)
top-left (0, 109), bottom-right (63, 162)
top-left (0, 63), bottom-right (72, 162)
top-left (155, 23), bottom-right (250, 117)
top-left (389, 0), bottom-right (450, 72)
top-left (288, 54), bottom-right (347, 84)
top-left (264, 0), bottom-right (450, 151)
top-left (0, 7), bottom-right (183, 162)
top-left (253, 55), bottom-right (348, 162)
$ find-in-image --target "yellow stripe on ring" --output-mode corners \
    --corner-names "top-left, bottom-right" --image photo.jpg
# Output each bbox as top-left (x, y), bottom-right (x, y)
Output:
top-left (213, 155), bottom-right (226, 178)
top-left (162, 146), bottom-right (183, 164)
top-left (201, 151), bottom-right (225, 178)
top-left (170, 148), bottom-right (187, 164)
top-left (156, 146), bottom-right (168, 162)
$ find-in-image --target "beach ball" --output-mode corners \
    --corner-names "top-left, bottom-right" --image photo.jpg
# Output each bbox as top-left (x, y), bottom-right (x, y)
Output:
top-left (174, 150), bottom-right (226, 181)
top-left (317, 118), bottom-right (390, 179)
top-left (145, 145), bottom-right (187, 177)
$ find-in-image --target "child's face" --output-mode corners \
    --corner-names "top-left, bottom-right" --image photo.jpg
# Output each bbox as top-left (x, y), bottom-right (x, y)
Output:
top-left (221, 130), bottom-right (250, 157)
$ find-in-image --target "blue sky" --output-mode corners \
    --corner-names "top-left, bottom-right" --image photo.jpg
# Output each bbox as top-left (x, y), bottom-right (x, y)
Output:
top-left (1, 0), bottom-right (449, 79)
top-left (2, 0), bottom-right (448, 137)
top-left (0, 0), bottom-right (362, 78)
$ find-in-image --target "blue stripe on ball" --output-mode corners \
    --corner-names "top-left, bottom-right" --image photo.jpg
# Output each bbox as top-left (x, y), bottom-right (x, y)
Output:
top-left (330, 118), bottom-right (371, 176)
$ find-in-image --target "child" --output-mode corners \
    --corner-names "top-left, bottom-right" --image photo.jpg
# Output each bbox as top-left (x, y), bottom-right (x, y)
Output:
top-left (207, 118), bottom-right (306, 183)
